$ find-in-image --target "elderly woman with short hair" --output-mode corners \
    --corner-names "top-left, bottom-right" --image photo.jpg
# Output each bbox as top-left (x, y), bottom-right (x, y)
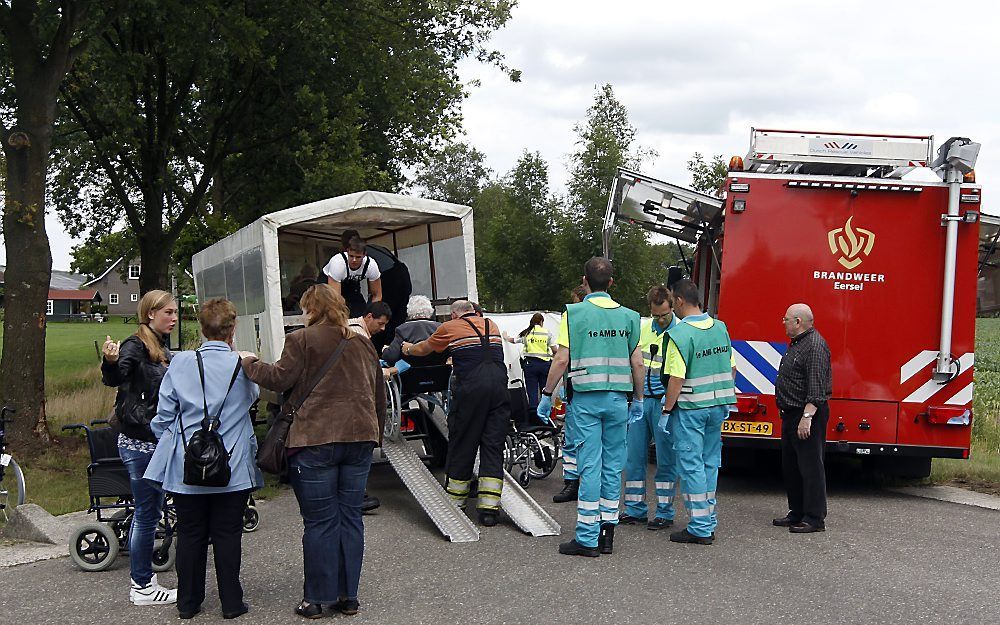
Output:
top-left (146, 298), bottom-right (260, 620)
top-left (381, 294), bottom-right (445, 369)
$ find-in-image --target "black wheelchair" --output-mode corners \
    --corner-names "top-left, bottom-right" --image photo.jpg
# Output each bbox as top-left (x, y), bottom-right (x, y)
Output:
top-left (63, 420), bottom-right (177, 572)
top-left (384, 364), bottom-right (453, 466)
top-left (502, 382), bottom-right (561, 487)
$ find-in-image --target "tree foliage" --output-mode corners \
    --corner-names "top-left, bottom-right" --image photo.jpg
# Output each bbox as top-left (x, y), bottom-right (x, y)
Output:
top-left (687, 152), bottom-right (728, 195)
top-left (414, 141), bottom-right (493, 207)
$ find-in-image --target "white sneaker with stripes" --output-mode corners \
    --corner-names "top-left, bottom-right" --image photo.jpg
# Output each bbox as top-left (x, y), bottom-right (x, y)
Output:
top-left (130, 574), bottom-right (177, 606)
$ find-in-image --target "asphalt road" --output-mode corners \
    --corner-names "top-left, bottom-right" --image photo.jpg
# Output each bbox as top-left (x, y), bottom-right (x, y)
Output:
top-left (1, 457), bottom-right (998, 625)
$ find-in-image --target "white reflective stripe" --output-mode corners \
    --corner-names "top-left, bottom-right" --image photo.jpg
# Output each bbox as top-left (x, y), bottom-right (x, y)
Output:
top-left (903, 353), bottom-right (974, 403)
top-left (689, 508), bottom-right (712, 517)
top-left (601, 510), bottom-right (619, 521)
top-left (625, 481), bottom-right (644, 488)
top-left (573, 373), bottom-right (633, 385)
top-left (685, 372), bottom-right (735, 387)
top-left (654, 481), bottom-right (674, 490)
top-left (683, 493), bottom-right (709, 502)
top-left (578, 500), bottom-right (600, 510)
top-left (657, 496), bottom-right (673, 504)
top-left (900, 350), bottom-right (937, 384)
top-left (563, 460), bottom-right (577, 470)
top-left (599, 498), bottom-right (619, 509)
top-left (747, 340), bottom-right (783, 372)
top-left (944, 382), bottom-right (974, 406)
top-left (734, 350), bottom-right (775, 395)
top-left (679, 388), bottom-right (736, 403)
top-left (624, 494), bottom-right (644, 502)
top-left (707, 491), bottom-right (717, 499)
top-left (570, 357), bottom-right (632, 368)
top-left (578, 513), bottom-right (600, 524)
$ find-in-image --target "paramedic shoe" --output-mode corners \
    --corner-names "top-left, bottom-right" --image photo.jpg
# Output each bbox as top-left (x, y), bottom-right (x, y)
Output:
top-left (294, 601), bottom-right (323, 619)
top-left (647, 517), bottom-right (674, 531)
top-left (333, 599), bottom-right (360, 615)
top-left (559, 539), bottom-right (600, 557)
top-left (617, 513), bottom-right (644, 525)
top-left (669, 528), bottom-right (714, 545)
top-left (552, 479), bottom-right (579, 503)
top-left (479, 510), bottom-right (498, 527)
top-left (772, 514), bottom-right (802, 527)
top-left (223, 603), bottom-right (249, 619)
top-left (789, 522), bottom-right (825, 534)
top-left (598, 523), bottom-right (615, 554)
top-left (130, 576), bottom-right (177, 606)
top-left (361, 493), bottom-right (380, 512)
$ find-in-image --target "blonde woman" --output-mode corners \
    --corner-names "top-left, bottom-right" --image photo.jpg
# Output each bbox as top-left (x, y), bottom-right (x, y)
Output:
top-left (101, 290), bottom-right (179, 606)
top-left (242, 284), bottom-right (386, 618)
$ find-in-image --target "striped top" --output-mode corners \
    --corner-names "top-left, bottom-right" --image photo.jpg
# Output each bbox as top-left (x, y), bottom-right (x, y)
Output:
top-left (426, 314), bottom-right (505, 378)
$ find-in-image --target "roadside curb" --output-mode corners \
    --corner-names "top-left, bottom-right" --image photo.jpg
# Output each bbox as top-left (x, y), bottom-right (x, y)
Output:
top-left (0, 507), bottom-right (90, 568)
top-left (889, 485), bottom-right (1000, 511)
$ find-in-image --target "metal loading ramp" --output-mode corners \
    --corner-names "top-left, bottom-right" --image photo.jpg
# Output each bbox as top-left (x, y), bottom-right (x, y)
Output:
top-left (384, 379), bottom-right (480, 543)
top-left (413, 394), bottom-right (561, 538)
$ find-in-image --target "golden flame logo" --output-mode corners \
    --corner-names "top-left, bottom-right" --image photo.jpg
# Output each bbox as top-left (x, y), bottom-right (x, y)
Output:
top-left (827, 216), bottom-right (875, 269)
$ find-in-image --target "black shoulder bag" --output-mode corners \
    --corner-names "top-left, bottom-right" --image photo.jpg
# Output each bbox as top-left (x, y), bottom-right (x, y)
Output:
top-left (181, 353), bottom-right (243, 487)
top-left (256, 335), bottom-right (350, 476)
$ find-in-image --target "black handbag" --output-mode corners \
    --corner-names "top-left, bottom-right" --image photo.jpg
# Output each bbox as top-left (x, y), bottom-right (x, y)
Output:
top-left (257, 336), bottom-right (349, 476)
top-left (181, 352), bottom-right (243, 487)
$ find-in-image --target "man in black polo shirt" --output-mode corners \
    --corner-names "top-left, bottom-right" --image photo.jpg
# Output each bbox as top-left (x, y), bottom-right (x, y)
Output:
top-left (773, 303), bottom-right (832, 534)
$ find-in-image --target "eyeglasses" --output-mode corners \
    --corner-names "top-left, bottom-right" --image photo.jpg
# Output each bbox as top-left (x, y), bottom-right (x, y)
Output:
top-left (781, 316), bottom-right (800, 323)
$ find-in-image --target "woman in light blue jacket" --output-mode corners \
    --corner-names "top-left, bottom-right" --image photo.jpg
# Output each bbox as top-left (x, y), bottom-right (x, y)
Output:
top-left (146, 298), bottom-right (259, 620)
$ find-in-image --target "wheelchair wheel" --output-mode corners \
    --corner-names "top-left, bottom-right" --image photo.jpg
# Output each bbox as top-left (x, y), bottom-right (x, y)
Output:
top-left (526, 437), bottom-right (558, 480)
top-left (243, 505), bottom-right (260, 533)
top-left (69, 522), bottom-right (120, 572)
top-left (518, 469), bottom-right (530, 488)
top-left (151, 537), bottom-right (176, 573)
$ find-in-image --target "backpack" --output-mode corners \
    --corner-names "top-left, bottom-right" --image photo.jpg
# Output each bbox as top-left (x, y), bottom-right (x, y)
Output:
top-left (181, 352), bottom-right (243, 488)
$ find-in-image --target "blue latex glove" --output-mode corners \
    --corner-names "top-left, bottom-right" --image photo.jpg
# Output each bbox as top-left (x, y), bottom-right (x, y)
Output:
top-left (536, 394), bottom-right (553, 425)
top-left (395, 359), bottom-right (411, 375)
top-left (628, 400), bottom-right (644, 425)
top-left (658, 409), bottom-right (671, 433)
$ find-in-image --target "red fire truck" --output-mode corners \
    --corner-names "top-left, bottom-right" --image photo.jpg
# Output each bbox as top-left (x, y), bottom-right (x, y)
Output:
top-left (604, 129), bottom-right (984, 477)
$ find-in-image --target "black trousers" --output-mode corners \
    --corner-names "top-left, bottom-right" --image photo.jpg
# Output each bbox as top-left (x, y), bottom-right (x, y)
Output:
top-left (446, 365), bottom-right (510, 483)
top-left (779, 404), bottom-right (828, 526)
top-left (172, 489), bottom-right (249, 614)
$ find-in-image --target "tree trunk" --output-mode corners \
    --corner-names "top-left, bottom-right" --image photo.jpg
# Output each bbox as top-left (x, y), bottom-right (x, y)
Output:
top-left (137, 234), bottom-right (171, 294)
top-left (0, 121), bottom-right (54, 448)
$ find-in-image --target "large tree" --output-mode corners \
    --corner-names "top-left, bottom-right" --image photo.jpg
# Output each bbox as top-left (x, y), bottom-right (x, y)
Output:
top-left (552, 83), bottom-right (671, 311)
top-left (0, 0), bottom-right (119, 446)
top-left (58, 0), bottom-right (518, 290)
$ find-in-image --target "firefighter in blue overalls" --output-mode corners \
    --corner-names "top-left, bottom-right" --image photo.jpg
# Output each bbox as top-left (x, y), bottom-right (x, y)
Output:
top-left (550, 285), bottom-right (588, 504)
top-left (660, 279), bottom-right (736, 545)
top-left (620, 285), bottom-right (679, 530)
top-left (537, 257), bottom-right (643, 557)
top-left (322, 234), bottom-right (383, 318)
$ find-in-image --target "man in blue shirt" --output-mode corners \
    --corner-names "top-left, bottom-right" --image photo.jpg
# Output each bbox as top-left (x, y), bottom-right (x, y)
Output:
top-left (620, 285), bottom-right (679, 530)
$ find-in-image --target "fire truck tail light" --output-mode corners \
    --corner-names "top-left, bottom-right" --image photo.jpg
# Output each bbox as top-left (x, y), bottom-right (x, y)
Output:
top-left (926, 406), bottom-right (971, 426)
top-left (732, 199), bottom-right (747, 213)
top-left (959, 192), bottom-right (980, 204)
top-left (735, 394), bottom-right (761, 415)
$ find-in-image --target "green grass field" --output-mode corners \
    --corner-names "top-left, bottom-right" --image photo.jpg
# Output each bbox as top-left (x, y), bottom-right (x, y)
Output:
top-left (3, 318), bottom-right (1000, 516)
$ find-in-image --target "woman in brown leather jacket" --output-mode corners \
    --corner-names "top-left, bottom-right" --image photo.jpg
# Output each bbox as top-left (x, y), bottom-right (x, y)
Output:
top-left (241, 284), bottom-right (385, 618)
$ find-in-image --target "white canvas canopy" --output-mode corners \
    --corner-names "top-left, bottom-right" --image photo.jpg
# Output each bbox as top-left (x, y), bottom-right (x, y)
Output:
top-left (192, 191), bottom-right (477, 364)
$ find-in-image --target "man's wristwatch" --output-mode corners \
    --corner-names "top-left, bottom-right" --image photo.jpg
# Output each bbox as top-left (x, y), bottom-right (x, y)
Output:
top-left (541, 388), bottom-right (553, 397)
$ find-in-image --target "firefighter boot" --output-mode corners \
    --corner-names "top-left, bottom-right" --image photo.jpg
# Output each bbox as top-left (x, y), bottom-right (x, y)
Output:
top-left (598, 523), bottom-right (615, 555)
top-left (553, 479), bottom-right (579, 503)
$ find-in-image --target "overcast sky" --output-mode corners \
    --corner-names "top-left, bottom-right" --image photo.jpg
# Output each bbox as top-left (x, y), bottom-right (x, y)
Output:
top-left (3, 0), bottom-right (997, 270)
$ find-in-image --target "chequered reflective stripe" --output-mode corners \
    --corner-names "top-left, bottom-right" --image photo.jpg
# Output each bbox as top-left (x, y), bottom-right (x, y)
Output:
top-left (681, 491), bottom-right (713, 518)
top-left (578, 499), bottom-right (600, 525)
top-left (624, 479), bottom-right (645, 502)
top-left (445, 477), bottom-right (472, 508)
top-left (476, 476), bottom-right (503, 511)
top-left (599, 497), bottom-right (620, 522)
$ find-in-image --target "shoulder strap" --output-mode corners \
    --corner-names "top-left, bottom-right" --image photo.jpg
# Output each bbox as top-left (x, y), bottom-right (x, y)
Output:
top-left (461, 316), bottom-right (499, 365)
top-left (289, 331), bottom-right (350, 412)
top-left (195, 351), bottom-right (242, 424)
top-left (361, 256), bottom-right (371, 277)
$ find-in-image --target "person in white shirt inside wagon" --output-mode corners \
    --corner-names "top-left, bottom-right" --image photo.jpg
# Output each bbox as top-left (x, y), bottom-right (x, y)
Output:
top-left (322, 231), bottom-right (383, 318)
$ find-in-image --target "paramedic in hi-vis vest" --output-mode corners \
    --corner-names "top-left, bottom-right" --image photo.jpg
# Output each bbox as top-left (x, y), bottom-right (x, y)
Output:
top-left (504, 313), bottom-right (556, 415)
top-left (551, 285), bottom-right (588, 504)
top-left (661, 279), bottom-right (736, 545)
top-left (323, 234), bottom-right (383, 318)
top-left (537, 257), bottom-right (643, 557)
top-left (620, 285), bottom-right (679, 530)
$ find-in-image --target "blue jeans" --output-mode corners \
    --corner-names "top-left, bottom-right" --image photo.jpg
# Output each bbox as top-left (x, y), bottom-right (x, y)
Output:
top-left (289, 442), bottom-right (374, 604)
top-left (522, 357), bottom-right (551, 415)
top-left (119, 445), bottom-right (166, 586)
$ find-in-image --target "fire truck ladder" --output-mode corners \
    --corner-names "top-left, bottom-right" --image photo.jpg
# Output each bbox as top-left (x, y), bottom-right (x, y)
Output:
top-left (414, 393), bottom-right (561, 537)
top-left (383, 379), bottom-right (480, 543)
